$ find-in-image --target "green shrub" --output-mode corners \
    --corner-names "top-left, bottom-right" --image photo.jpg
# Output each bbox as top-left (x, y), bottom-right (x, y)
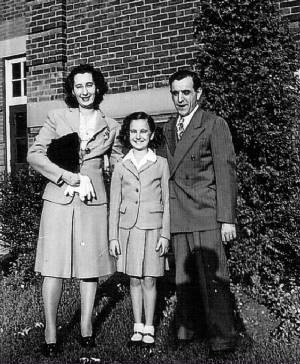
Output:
top-left (0, 168), bottom-right (45, 279)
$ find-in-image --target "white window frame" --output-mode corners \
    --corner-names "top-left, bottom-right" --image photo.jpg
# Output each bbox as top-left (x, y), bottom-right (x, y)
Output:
top-left (5, 56), bottom-right (27, 172)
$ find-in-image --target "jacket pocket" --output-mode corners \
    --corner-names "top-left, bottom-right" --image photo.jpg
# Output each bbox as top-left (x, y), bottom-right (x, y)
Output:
top-left (149, 203), bottom-right (164, 213)
top-left (120, 202), bottom-right (127, 213)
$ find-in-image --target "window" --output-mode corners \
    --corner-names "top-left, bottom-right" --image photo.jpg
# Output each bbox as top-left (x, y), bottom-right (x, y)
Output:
top-left (5, 57), bottom-right (27, 104)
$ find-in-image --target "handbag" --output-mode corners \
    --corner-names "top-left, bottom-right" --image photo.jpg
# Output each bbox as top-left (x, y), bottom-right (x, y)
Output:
top-left (47, 132), bottom-right (80, 172)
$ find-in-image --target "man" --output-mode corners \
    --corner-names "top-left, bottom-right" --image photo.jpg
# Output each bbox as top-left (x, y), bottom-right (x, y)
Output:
top-left (162, 69), bottom-right (238, 354)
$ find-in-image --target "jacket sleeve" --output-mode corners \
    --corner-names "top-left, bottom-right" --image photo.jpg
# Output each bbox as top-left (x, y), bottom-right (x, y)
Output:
top-left (27, 110), bottom-right (64, 184)
top-left (104, 118), bottom-right (123, 170)
top-left (109, 162), bottom-right (122, 241)
top-left (211, 117), bottom-right (237, 223)
top-left (160, 158), bottom-right (170, 240)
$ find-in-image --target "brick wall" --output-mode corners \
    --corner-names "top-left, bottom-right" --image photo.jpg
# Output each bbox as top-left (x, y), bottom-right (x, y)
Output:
top-left (279, 0), bottom-right (300, 48)
top-left (66, 0), bottom-right (198, 94)
top-left (26, 0), bottom-right (67, 103)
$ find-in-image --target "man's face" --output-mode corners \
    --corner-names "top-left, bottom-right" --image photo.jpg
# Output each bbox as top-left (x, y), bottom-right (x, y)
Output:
top-left (170, 76), bottom-right (202, 117)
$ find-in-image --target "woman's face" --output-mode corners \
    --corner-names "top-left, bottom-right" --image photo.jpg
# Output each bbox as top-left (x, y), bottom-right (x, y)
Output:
top-left (72, 72), bottom-right (96, 109)
top-left (129, 118), bottom-right (154, 151)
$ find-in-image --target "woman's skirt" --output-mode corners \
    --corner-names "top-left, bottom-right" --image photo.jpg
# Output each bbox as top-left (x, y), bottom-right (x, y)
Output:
top-left (35, 197), bottom-right (115, 279)
top-left (116, 226), bottom-right (166, 277)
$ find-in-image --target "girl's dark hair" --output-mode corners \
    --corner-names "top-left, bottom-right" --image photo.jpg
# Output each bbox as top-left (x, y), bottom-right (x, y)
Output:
top-left (64, 63), bottom-right (108, 109)
top-left (118, 111), bottom-right (164, 150)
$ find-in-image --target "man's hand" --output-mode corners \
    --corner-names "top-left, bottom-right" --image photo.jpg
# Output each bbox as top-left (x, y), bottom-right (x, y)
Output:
top-left (155, 237), bottom-right (169, 256)
top-left (109, 239), bottom-right (121, 258)
top-left (221, 223), bottom-right (236, 243)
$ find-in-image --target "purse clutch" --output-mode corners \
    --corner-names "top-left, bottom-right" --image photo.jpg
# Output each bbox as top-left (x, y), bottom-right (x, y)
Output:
top-left (47, 132), bottom-right (80, 172)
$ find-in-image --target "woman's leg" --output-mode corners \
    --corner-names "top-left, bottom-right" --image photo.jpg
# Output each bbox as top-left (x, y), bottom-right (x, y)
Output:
top-left (80, 278), bottom-right (98, 337)
top-left (141, 276), bottom-right (157, 344)
top-left (42, 276), bottom-right (63, 344)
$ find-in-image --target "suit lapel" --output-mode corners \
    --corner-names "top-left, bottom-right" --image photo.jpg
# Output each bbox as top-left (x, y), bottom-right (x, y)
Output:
top-left (164, 116), bottom-right (177, 156)
top-left (66, 109), bottom-right (108, 137)
top-left (122, 159), bottom-right (156, 179)
top-left (122, 159), bottom-right (139, 179)
top-left (170, 108), bottom-right (205, 177)
top-left (66, 108), bottom-right (80, 134)
top-left (138, 159), bottom-right (156, 173)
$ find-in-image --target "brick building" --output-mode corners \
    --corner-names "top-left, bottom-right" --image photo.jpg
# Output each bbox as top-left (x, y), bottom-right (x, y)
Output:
top-left (0, 0), bottom-right (299, 173)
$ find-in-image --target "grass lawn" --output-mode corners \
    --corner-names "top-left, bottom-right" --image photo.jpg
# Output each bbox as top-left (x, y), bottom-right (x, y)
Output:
top-left (0, 273), bottom-right (299, 364)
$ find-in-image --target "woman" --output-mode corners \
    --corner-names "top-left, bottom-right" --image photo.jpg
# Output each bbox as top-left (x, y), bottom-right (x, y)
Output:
top-left (27, 63), bottom-right (122, 356)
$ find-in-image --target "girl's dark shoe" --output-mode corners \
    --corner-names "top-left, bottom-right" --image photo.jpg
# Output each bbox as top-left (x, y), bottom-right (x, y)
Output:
top-left (41, 343), bottom-right (60, 357)
top-left (79, 335), bottom-right (96, 348)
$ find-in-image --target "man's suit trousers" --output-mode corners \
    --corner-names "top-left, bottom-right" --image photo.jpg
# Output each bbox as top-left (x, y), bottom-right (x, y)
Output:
top-left (172, 229), bottom-right (237, 351)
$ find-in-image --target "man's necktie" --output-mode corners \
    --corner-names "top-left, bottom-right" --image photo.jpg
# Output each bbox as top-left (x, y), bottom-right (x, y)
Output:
top-left (177, 117), bottom-right (185, 140)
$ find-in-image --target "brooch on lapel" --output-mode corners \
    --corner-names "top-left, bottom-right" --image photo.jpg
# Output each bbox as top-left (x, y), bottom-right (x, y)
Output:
top-left (103, 127), bottom-right (110, 141)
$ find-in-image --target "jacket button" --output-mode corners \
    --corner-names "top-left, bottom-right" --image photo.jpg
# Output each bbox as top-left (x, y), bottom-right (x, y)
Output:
top-left (135, 188), bottom-right (139, 192)
top-left (135, 201), bottom-right (138, 204)
top-left (85, 148), bottom-right (91, 154)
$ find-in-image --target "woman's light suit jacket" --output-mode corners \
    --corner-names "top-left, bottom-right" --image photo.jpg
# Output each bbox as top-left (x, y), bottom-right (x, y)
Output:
top-left (27, 107), bottom-right (122, 205)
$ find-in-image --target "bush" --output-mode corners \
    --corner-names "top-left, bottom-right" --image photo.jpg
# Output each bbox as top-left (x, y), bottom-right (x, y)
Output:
top-left (0, 168), bottom-right (45, 279)
top-left (193, 0), bottom-right (300, 337)
top-left (194, 0), bottom-right (299, 283)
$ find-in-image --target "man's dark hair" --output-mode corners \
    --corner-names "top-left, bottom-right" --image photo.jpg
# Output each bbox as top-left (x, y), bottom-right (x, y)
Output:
top-left (169, 69), bottom-right (202, 91)
top-left (118, 111), bottom-right (163, 150)
top-left (64, 63), bottom-right (108, 109)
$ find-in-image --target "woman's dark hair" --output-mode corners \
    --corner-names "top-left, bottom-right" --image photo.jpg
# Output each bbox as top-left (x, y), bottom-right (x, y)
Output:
top-left (118, 111), bottom-right (164, 150)
top-left (64, 63), bottom-right (108, 109)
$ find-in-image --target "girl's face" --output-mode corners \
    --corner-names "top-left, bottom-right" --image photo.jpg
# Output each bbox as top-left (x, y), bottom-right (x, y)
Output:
top-left (129, 119), bottom-right (154, 151)
top-left (72, 72), bottom-right (96, 109)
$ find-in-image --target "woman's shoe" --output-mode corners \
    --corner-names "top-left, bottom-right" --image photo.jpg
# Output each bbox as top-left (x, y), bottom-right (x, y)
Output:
top-left (41, 342), bottom-right (60, 357)
top-left (79, 335), bottom-right (96, 348)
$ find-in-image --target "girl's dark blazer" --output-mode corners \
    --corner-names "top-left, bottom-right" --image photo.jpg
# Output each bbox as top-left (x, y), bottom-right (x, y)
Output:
top-left (162, 107), bottom-right (237, 233)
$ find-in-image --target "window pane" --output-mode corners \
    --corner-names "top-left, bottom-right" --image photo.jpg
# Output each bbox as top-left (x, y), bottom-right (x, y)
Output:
top-left (12, 63), bottom-right (21, 79)
top-left (24, 79), bottom-right (27, 96)
top-left (12, 80), bottom-right (22, 97)
top-left (23, 62), bottom-right (27, 77)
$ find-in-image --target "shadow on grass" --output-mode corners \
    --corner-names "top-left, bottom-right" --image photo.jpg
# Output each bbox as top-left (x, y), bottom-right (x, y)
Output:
top-left (57, 273), bottom-right (128, 346)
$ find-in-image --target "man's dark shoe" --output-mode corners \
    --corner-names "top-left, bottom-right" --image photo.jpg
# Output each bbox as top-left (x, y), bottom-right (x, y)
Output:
top-left (208, 347), bottom-right (235, 358)
top-left (79, 335), bottom-right (96, 348)
top-left (41, 342), bottom-right (60, 357)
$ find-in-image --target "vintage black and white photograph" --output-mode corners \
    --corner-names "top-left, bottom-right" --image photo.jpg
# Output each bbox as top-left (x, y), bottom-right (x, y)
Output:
top-left (0, 0), bottom-right (299, 363)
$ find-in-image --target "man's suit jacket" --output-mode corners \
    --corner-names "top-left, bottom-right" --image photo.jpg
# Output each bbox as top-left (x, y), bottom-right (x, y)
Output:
top-left (162, 107), bottom-right (237, 233)
top-left (109, 156), bottom-right (170, 241)
top-left (27, 107), bottom-right (122, 205)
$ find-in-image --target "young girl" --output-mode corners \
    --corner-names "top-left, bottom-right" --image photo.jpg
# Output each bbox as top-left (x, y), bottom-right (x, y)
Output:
top-left (109, 111), bottom-right (170, 347)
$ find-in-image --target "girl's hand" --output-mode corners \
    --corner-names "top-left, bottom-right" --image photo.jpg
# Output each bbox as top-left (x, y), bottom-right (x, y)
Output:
top-left (109, 240), bottom-right (121, 258)
top-left (155, 237), bottom-right (169, 256)
top-left (61, 171), bottom-right (80, 186)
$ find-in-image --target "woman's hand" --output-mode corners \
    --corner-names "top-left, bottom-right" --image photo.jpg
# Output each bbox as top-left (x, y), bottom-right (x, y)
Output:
top-left (61, 171), bottom-right (80, 186)
top-left (109, 240), bottom-right (121, 258)
top-left (63, 174), bottom-right (95, 201)
top-left (155, 237), bottom-right (169, 256)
